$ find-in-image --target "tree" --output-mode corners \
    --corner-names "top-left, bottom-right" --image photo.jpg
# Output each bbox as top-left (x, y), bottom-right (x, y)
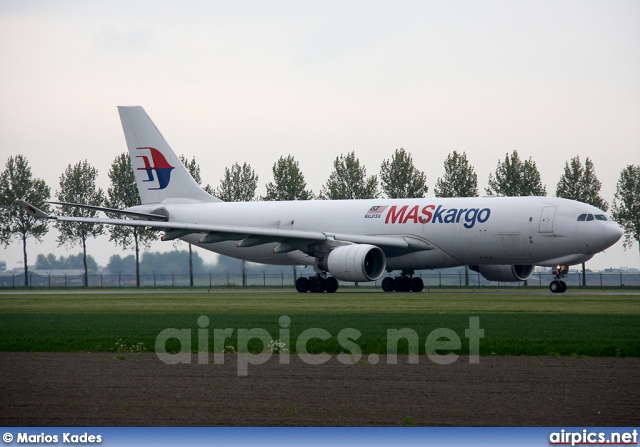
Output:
top-left (434, 151), bottom-right (479, 198)
top-left (486, 150), bottom-right (546, 196)
top-left (263, 155), bottom-right (314, 201)
top-left (556, 155), bottom-right (608, 285)
top-left (106, 153), bottom-right (156, 288)
top-left (35, 252), bottom-right (98, 272)
top-left (106, 254), bottom-right (136, 275)
top-left (611, 165), bottom-right (640, 257)
top-left (214, 162), bottom-right (258, 202)
top-left (320, 151), bottom-right (379, 200)
top-left (556, 156), bottom-right (608, 210)
top-left (379, 148), bottom-right (428, 198)
top-left (34, 253), bottom-right (58, 270)
top-left (0, 155), bottom-right (51, 286)
top-left (55, 160), bottom-right (105, 287)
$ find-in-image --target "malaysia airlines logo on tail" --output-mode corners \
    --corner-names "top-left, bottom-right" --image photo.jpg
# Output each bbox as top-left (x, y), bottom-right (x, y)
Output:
top-left (135, 147), bottom-right (175, 190)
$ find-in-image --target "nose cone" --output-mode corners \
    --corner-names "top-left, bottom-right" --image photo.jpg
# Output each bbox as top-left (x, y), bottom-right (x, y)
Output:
top-left (594, 221), bottom-right (624, 253)
top-left (585, 221), bottom-right (624, 253)
top-left (606, 222), bottom-right (624, 244)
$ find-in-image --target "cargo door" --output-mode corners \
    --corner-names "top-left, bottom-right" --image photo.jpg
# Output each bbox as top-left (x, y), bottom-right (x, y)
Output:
top-left (538, 206), bottom-right (557, 233)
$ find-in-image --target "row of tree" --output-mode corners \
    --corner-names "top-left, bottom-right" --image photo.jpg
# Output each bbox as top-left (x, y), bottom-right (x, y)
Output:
top-left (34, 252), bottom-right (99, 272)
top-left (1, 149), bottom-right (639, 287)
top-left (28, 250), bottom-right (303, 275)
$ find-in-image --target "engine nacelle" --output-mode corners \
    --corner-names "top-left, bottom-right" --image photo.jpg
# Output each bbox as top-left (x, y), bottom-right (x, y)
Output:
top-left (469, 264), bottom-right (535, 282)
top-left (316, 244), bottom-right (386, 282)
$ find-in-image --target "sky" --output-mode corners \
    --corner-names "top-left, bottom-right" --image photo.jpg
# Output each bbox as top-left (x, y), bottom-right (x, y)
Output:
top-left (1, 0), bottom-right (639, 271)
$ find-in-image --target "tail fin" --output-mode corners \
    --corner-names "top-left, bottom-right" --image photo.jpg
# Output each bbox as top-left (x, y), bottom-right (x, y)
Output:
top-left (118, 106), bottom-right (220, 205)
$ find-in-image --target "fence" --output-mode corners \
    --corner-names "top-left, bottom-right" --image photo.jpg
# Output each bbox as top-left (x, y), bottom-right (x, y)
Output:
top-left (1, 271), bottom-right (639, 290)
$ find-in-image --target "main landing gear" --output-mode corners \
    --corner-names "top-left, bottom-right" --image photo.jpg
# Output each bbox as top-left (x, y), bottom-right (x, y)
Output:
top-left (296, 274), bottom-right (339, 293)
top-left (549, 265), bottom-right (569, 294)
top-left (381, 270), bottom-right (424, 293)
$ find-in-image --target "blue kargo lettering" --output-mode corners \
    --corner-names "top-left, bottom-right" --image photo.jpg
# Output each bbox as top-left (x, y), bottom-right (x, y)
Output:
top-left (432, 205), bottom-right (446, 223)
top-left (463, 209), bottom-right (478, 228)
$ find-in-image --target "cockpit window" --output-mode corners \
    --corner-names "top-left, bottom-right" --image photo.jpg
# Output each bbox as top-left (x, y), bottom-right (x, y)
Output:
top-left (577, 213), bottom-right (606, 222)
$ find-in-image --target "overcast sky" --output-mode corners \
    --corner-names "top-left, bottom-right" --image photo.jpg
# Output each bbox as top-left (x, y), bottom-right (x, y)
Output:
top-left (1, 0), bottom-right (639, 271)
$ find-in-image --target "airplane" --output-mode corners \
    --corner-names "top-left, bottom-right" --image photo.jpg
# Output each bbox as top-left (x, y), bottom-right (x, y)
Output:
top-left (19, 106), bottom-right (623, 294)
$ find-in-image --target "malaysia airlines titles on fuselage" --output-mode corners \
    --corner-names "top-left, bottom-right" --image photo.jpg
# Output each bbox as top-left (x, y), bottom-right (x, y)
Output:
top-left (365, 204), bottom-right (491, 229)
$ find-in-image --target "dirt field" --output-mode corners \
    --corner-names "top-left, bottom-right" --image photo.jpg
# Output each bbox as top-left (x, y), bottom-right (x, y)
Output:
top-left (1, 353), bottom-right (638, 427)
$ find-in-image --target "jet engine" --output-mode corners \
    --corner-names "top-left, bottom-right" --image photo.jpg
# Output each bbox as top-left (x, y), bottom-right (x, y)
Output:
top-left (316, 244), bottom-right (386, 282)
top-left (469, 264), bottom-right (535, 282)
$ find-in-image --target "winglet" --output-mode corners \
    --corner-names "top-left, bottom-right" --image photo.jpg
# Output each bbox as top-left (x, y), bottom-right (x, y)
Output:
top-left (17, 200), bottom-right (53, 219)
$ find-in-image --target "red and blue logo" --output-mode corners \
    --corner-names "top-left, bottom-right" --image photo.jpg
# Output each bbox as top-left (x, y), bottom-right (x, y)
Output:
top-left (136, 147), bottom-right (174, 190)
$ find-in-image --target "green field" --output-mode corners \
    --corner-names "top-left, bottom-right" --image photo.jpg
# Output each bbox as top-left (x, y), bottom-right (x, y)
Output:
top-left (1, 290), bottom-right (639, 357)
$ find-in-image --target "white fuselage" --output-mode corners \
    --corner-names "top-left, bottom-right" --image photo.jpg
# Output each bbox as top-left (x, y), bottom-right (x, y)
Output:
top-left (140, 196), bottom-right (622, 271)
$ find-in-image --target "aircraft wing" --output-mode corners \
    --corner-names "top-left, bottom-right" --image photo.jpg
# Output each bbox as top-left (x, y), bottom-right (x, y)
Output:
top-left (18, 200), bottom-right (432, 251)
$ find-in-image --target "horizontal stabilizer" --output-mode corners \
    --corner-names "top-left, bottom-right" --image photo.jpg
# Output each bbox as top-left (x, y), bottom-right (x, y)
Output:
top-left (17, 200), bottom-right (52, 219)
top-left (49, 201), bottom-right (168, 221)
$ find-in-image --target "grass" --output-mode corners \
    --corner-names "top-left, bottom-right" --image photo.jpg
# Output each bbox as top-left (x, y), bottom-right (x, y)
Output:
top-left (2, 289), bottom-right (639, 314)
top-left (0, 290), bottom-right (638, 357)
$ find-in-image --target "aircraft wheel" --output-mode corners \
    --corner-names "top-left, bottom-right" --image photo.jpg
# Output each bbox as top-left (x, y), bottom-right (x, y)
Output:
top-left (398, 277), bottom-right (412, 292)
top-left (310, 277), bottom-right (326, 293)
top-left (559, 280), bottom-right (567, 293)
top-left (411, 277), bottom-right (424, 292)
top-left (549, 280), bottom-right (560, 293)
top-left (325, 277), bottom-right (339, 293)
top-left (295, 277), bottom-right (310, 293)
top-left (381, 277), bottom-right (395, 292)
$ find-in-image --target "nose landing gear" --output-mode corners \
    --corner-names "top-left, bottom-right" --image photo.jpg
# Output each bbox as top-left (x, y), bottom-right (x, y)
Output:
top-left (549, 265), bottom-right (569, 294)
